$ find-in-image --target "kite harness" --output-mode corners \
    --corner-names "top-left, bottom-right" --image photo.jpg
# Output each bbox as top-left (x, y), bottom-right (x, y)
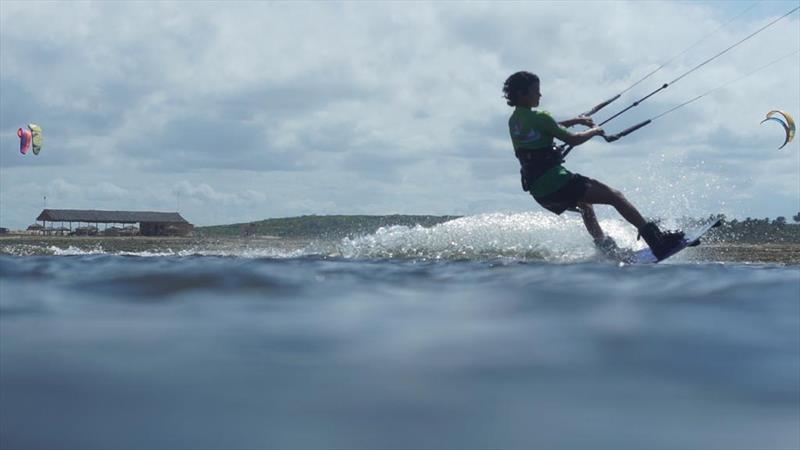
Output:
top-left (516, 146), bottom-right (565, 191)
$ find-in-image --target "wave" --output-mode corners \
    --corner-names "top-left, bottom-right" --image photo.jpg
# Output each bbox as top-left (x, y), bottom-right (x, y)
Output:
top-left (333, 212), bottom-right (646, 262)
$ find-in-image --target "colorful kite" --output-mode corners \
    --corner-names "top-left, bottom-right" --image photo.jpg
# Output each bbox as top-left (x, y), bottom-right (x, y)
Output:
top-left (760, 110), bottom-right (795, 149)
top-left (28, 123), bottom-right (43, 155)
top-left (16, 124), bottom-right (43, 155)
top-left (17, 127), bottom-right (31, 155)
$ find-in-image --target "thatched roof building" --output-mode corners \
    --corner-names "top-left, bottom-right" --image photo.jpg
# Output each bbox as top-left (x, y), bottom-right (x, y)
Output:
top-left (35, 209), bottom-right (193, 236)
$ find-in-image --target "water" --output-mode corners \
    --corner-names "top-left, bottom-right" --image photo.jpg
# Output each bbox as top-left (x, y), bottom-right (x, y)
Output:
top-left (1, 214), bottom-right (799, 450)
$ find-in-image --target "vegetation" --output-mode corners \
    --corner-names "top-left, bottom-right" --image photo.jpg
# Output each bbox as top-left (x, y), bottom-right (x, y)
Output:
top-left (704, 214), bottom-right (800, 244)
top-left (197, 213), bottom-right (800, 244)
top-left (197, 215), bottom-right (461, 239)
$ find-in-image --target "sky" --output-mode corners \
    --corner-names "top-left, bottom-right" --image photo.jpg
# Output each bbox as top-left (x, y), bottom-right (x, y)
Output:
top-left (1, 1), bottom-right (799, 229)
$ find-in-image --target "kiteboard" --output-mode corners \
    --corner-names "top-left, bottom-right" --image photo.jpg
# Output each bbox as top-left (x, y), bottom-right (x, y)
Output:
top-left (627, 218), bottom-right (722, 264)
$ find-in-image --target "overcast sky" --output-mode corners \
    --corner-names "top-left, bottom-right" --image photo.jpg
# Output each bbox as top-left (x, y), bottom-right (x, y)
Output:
top-left (1, 1), bottom-right (798, 229)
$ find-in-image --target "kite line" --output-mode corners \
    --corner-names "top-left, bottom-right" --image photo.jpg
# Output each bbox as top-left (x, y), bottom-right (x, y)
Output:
top-left (561, 4), bottom-right (800, 157)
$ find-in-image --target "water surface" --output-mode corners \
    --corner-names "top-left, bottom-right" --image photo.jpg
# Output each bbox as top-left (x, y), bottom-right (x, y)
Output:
top-left (2, 214), bottom-right (798, 449)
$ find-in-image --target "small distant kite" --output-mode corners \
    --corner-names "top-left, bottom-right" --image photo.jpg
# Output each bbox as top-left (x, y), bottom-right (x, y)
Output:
top-left (760, 110), bottom-right (795, 149)
top-left (29, 123), bottom-right (43, 154)
top-left (17, 127), bottom-right (31, 155)
top-left (17, 124), bottom-right (43, 155)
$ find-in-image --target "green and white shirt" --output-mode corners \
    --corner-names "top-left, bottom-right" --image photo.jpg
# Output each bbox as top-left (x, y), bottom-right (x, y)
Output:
top-left (508, 107), bottom-right (573, 197)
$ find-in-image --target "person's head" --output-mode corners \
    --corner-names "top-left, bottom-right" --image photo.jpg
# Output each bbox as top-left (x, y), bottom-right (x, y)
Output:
top-left (503, 71), bottom-right (541, 108)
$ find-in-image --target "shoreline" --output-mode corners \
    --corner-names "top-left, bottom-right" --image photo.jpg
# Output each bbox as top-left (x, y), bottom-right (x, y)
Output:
top-left (693, 243), bottom-right (800, 265)
top-left (0, 235), bottom-right (310, 256)
top-left (1, 235), bottom-right (799, 264)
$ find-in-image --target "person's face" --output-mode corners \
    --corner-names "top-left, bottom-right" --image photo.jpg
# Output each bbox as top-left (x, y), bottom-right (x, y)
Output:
top-left (518, 81), bottom-right (541, 108)
top-left (527, 82), bottom-right (542, 107)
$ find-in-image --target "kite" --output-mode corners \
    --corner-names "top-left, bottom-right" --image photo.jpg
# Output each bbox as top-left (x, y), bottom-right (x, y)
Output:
top-left (16, 124), bottom-right (43, 155)
top-left (17, 127), bottom-right (31, 155)
top-left (760, 110), bottom-right (795, 149)
top-left (28, 123), bottom-right (43, 155)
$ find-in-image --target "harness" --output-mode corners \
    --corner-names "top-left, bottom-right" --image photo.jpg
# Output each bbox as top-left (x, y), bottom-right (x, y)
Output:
top-left (516, 146), bottom-right (564, 192)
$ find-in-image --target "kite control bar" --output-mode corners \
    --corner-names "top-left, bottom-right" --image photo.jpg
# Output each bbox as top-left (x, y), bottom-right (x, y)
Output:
top-left (560, 119), bottom-right (652, 158)
top-left (602, 120), bottom-right (652, 143)
top-left (580, 94), bottom-right (620, 118)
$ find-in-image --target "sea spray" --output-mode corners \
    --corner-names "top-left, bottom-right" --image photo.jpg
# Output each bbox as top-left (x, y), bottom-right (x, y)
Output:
top-left (335, 212), bottom-right (646, 262)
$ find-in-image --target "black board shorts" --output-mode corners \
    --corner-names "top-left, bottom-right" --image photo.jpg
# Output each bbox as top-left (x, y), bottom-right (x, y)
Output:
top-left (532, 173), bottom-right (591, 215)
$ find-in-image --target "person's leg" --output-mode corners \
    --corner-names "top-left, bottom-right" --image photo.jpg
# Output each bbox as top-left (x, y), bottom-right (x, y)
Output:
top-left (578, 177), bottom-right (684, 258)
top-left (579, 179), bottom-right (647, 229)
top-left (577, 202), bottom-right (623, 255)
top-left (576, 202), bottom-right (605, 241)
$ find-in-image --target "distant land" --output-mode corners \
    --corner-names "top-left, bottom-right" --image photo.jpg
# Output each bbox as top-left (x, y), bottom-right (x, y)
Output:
top-left (195, 214), bottom-right (800, 244)
top-left (197, 215), bottom-right (461, 239)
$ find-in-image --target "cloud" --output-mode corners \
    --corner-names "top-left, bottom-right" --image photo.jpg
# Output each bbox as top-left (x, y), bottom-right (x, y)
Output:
top-left (1, 1), bottom-right (798, 228)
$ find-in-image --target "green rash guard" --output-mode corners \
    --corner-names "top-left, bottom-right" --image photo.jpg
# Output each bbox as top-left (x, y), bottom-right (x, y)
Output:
top-left (508, 107), bottom-right (573, 197)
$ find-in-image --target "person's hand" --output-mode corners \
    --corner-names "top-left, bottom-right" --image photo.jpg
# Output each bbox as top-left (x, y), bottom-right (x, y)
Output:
top-left (577, 116), bottom-right (595, 127)
top-left (593, 127), bottom-right (605, 137)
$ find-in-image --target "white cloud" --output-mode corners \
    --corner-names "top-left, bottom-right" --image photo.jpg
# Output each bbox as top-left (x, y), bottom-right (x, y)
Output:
top-left (1, 1), bottom-right (798, 229)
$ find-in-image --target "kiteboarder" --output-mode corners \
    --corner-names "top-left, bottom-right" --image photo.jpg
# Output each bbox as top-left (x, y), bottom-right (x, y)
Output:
top-left (503, 71), bottom-right (684, 259)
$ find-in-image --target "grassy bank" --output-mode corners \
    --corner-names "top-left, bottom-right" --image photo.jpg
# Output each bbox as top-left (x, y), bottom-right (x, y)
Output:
top-left (196, 215), bottom-right (461, 239)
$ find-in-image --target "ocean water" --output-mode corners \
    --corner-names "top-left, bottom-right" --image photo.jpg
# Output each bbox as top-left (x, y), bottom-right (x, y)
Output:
top-left (1, 213), bottom-right (799, 450)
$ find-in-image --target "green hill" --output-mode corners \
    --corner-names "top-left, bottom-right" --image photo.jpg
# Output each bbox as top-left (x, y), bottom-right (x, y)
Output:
top-left (197, 215), bottom-right (461, 239)
top-left (197, 213), bottom-right (800, 244)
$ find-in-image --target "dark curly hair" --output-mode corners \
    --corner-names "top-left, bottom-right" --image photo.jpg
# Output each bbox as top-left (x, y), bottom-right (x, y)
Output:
top-left (502, 71), bottom-right (539, 107)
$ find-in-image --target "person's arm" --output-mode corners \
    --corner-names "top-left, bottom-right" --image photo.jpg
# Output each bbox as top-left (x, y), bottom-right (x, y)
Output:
top-left (541, 113), bottom-right (603, 146)
top-left (558, 116), bottom-right (595, 128)
top-left (560, 127), bottom-right (605, 146)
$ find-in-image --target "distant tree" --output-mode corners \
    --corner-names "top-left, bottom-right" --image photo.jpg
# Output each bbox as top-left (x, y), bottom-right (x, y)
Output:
top-left (793, 212), bottom-right (800, 223)
top-left (774, 216), bottom-right (786, 227)
top-left (706, 213), bottom-right (726, 225)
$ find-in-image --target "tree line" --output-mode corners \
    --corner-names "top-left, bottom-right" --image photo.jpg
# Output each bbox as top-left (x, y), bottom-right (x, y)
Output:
top-left (688, 213), bottom-right (800, 244)
top-left (197, 213), bottom-right (800, 244)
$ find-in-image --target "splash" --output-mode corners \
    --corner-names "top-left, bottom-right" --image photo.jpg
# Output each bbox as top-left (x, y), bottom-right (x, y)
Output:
top-left (334, 212), bottom-right (645, 262)
top-left (51, 245), bottom-right (107, 256)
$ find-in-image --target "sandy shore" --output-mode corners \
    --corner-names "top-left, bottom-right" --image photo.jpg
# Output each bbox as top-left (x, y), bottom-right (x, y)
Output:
top-left (692, 243), bottom-right (800, 265)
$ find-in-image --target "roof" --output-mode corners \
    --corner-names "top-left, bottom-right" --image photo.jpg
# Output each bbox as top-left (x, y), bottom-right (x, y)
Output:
top-left (36, 209), bottom-right (189, 224)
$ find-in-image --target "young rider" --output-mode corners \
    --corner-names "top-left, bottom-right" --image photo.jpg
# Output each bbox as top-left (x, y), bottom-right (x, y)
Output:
top-left (503, 71), bottom-right (684, 259)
